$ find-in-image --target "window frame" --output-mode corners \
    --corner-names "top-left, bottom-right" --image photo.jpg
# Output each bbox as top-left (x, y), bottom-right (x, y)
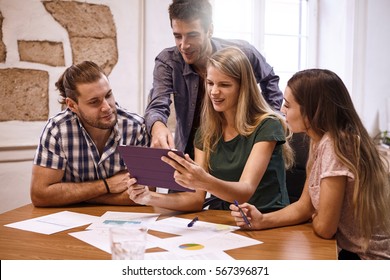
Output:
top-left (211, 0), bottom-right (318, 89)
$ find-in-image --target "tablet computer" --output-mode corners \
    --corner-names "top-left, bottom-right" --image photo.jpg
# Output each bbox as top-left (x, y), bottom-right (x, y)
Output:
top-left (118, 145), bottom-right (194, 192)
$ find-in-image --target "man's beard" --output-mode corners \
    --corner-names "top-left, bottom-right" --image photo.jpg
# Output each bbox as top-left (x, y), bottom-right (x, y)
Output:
top-left (78, 110), bottom-right (117, 130)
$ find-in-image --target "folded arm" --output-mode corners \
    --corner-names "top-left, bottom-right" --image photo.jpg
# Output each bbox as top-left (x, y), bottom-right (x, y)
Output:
top-left (30, 165), bottom-right (136, 207)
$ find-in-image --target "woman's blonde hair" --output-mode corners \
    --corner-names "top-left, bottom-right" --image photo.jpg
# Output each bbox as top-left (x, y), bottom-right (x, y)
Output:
top-left (287, 69), bottom-right (390, 249)
top-left (197, 46), bottom-right (294, 170)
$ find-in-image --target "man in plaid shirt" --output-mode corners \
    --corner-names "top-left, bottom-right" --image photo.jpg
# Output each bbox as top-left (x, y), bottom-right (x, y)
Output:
top-left (30, 61), bottom-right (149, 207)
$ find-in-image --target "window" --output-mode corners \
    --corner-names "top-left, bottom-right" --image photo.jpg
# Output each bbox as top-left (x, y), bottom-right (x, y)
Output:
top-left (212, 0), bottom-right (317, 91)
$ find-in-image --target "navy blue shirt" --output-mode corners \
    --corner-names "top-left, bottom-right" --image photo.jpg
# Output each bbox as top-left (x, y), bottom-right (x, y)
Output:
top-left (145, 37), bottom-right (283, 153)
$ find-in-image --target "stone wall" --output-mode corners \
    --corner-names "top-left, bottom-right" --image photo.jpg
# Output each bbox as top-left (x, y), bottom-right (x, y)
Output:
top-left (0, 69), bottom-right (49, 121)
top-left (43, 1), bottom-right (118, 75)
top-left (18, 40), bottom-right (65, 67)
top-left (0, 0), bottom-right (118, 122)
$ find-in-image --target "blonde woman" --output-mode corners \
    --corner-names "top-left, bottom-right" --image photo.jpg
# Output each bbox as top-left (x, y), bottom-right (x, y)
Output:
top-left (231, 69), bottom-right (390, 259)
top-left (128, 47), bottom-right (293, 212)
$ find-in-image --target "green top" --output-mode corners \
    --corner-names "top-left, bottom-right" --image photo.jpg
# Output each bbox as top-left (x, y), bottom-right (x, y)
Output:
top-left (195, 117), bottom-right (289, 212)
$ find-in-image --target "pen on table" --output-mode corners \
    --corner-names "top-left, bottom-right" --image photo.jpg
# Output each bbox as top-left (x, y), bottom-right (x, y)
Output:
top-left (187, 216), bottom-right (199, 227)
top-left (234, 200), bottom-right (252, 228)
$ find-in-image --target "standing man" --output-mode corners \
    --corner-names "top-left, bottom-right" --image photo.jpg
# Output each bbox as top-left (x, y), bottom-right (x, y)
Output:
top-left (145, 0), bottom-right (283, 158)
top-left (30, 61), bottom-right (149, 207)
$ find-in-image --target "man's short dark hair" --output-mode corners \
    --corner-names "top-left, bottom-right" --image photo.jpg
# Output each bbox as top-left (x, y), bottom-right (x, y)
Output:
top-left (168, 0), bottom-right (212, 31)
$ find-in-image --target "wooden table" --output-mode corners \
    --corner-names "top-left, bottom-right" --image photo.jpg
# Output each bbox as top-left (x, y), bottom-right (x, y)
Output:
top-left (0, 204), bottom-right (337, 260)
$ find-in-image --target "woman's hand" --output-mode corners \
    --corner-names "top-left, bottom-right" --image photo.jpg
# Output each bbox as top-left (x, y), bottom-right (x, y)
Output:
top-left (161, 151), bottom-right (209, 191)
top-left (127, 178), bottom-right (152, 205)
top-left (229, 202), bottom-right (264, 229)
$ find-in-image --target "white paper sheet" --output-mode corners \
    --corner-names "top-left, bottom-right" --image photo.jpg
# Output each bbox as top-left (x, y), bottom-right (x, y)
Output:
top-left (68, 214), bottom-right (260, 259)
top-left (4, 211), bottom-right (99, 235)
top-left (69, 228), bottom-right (162, 254)
top-left (156, 232), bottom-right (262, 257)
top-left (148, 216), bottom-right (239, 237)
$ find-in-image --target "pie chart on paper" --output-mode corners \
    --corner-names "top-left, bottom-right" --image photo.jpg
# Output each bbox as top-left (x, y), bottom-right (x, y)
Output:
top-left (179, 243), bottom-right (205, 250)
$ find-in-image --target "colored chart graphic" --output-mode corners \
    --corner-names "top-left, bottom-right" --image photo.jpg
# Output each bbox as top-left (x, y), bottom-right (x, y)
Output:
top-left (179, 243), bottom-right (205, 250)
top-left (103, 219), bottom-right (141, 225)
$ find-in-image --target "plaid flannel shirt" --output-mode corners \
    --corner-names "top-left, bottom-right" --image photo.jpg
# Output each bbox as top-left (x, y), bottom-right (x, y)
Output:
top-left (34, 105), bottom-right (149, 182)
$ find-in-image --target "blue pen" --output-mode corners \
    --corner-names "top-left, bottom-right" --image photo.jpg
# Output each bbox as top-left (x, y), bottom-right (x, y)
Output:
top-left (187, 216), bottom-right (199, 227)
top-left (234, 200), bottom-right (252, 227)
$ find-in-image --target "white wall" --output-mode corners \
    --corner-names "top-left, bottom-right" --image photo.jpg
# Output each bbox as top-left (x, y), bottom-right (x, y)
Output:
top-left (0, 0), bottom-right (389, 213)
top-left (316, 0), bottom-right (390, 135)
top-left (362, 0), bottom-right (390, 134)
top-left (143, 0), bottom-right (173, 113)
top-left (317, 0), bottom-right (353, 85)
